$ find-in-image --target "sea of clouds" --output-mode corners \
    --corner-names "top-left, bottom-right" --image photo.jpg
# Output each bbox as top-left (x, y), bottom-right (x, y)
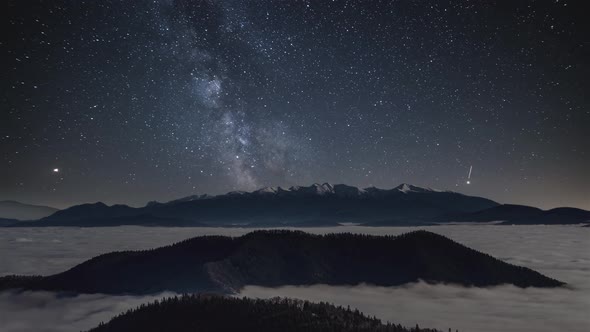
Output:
top-left (0, 225), bottom-right (588, 331)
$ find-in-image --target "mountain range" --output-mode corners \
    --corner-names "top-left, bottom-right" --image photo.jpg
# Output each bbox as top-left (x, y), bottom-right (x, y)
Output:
top-left (2, 183), bottom-right (588, 227)
top-left (0, 230), bottom-right (563, 296)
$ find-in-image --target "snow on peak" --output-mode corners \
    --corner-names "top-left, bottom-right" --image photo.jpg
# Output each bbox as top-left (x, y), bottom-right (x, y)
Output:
top-left (398, 183), bottom-right (413, 193)
top-left (395, 183), bottom-right (440, 193)
top-left (164, 194), bottom-right (212, 205)
top-left (285, 183), bottom-right (335, 195)
top-left (253, 183), bottom-right (370, 197)
top-left (311, 183), bottom-right (335, 194)
top-left (254, 186), bottom-right (282, 194)
top-left (252, 186), bottom-right (288, 194)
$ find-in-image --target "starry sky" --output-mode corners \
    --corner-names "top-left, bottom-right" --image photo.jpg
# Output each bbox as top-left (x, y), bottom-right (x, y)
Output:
top-left (1, 0), bottom-right (588, 209)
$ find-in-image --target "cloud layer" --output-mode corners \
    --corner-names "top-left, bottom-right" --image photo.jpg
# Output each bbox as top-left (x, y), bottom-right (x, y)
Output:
top-left (241, 282), bottom-right (590, 332)
top-left (0, 291), bottom-right (174, 332)
top-left (1, 225), bottom-right (589, 331)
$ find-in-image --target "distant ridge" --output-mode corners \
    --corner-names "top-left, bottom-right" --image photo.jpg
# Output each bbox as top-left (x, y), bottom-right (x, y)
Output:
top-left (442, 204), bottom-right (590, 225)
top-left (4, 183), bottom-right (588, 227)
top-left (0, 230), bottom-right (564, 295)
top-left (0, 200), bottom-right (58, 221)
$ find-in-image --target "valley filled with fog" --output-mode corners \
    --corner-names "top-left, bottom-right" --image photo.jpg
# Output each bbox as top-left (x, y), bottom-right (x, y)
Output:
top-left (1, 225), bottom-right (588, 332)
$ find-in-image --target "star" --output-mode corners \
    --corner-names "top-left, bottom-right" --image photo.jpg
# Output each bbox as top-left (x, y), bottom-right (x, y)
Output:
top-left (1, 0), bottom-right (586, 210)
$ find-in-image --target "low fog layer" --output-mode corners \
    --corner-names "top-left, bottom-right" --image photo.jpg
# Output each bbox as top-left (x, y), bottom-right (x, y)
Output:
top-left (241, 282), bottom-right (589, 332)
top-left (0, 225), bottom-right (588, 331)
top-left (0, 291), bottom-right (174, 332)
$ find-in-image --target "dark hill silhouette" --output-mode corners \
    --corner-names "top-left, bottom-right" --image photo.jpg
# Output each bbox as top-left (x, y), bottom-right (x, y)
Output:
top-left (40, 202), bottom-right (138, 223)
top-left (0, 217), bottom-right (20, 226)
top-left (88, 294), bottom-right (442, 332)
top-left (440, 204), bottom-right (542, 223)
top-left (0, 231), bottom-right (563, 295)
top-left (441, 204), bottom-right (590, 224)
top-left (533, 207), bottom-right (590, 224)
top-left (16, 183), bottom-right (498, 227)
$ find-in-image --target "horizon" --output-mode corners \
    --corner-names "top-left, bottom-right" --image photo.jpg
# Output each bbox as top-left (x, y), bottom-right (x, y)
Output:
top-left (2, 181), bottom-right (587, 212)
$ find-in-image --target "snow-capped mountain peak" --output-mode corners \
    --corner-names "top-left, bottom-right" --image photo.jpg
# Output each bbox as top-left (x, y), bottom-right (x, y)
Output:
top-left (167, 183), bottom-right (445, 204)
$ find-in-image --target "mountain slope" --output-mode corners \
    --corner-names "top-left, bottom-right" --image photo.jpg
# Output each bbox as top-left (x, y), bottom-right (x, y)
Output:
top-left (0, 200), bottom-right (58, 220)
top-left (27, 183), bottom-right (499, 226)
top-left (87, 295), bottom-right (441, 332)
top-left (0, 230), bottom-right (563, 295)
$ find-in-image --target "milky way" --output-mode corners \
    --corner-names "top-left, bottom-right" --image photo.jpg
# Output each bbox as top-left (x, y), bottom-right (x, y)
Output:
top-left (1, 1), bottom-right (588, 208)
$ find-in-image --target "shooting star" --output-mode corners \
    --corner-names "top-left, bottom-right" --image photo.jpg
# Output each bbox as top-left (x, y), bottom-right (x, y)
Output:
top-left (466, 165), bottom-right (472, 184)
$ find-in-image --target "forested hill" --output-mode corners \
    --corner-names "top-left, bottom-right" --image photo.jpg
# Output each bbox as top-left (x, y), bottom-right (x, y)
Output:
top-left (88, 295), bottom-right (443, 332)
top-left (0, 230), bottom-right (563, 295)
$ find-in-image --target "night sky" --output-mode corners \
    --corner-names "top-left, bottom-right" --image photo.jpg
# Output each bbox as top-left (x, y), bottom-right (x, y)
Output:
top-left (1, 0), bottom-right (588, 209)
